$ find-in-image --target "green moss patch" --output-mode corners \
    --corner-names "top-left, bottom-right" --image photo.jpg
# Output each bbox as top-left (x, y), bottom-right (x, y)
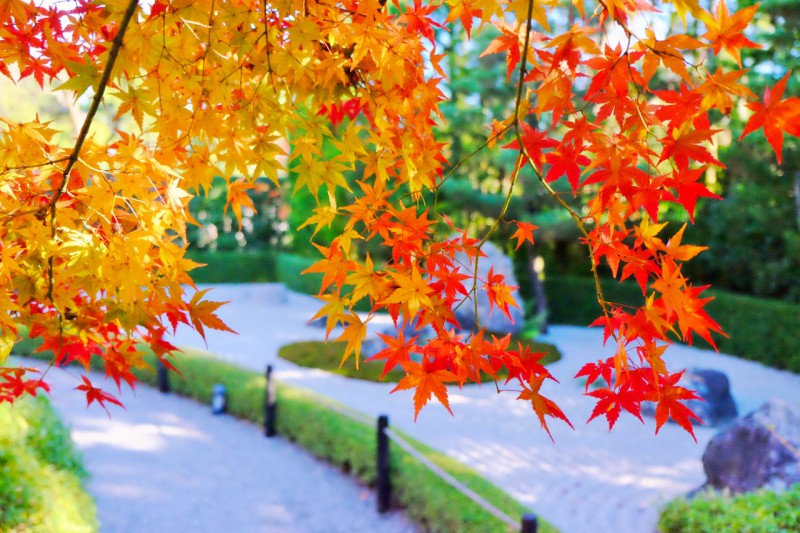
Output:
top-left (278, 337), bottom-right (562, 383)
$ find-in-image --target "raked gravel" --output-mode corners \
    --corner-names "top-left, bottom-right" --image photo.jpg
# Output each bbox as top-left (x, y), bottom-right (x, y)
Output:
top-left (167, 283), bottom-right (800, 533)
top-left (16, 356), bottom-right (417, 533)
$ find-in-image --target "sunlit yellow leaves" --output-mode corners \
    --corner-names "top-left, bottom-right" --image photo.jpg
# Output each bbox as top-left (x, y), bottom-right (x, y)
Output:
top-left (0, 330), bottom-right (15, 366)
top-left (309, 293), bottom-right (352, 339)
top-left (298, 205), bottom-right (338, 237)
top-left (667, 0), bottom-right (703, 27)
top-left (335, 312), bottom-right (370, 368)
top-left (384, 268), bottom-right (434, 320)
top-left (225, 179), bottom-right (261, 229)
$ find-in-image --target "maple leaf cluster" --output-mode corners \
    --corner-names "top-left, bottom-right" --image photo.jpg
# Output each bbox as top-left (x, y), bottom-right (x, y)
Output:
top-left (0, 0), bottom-right (795, 439)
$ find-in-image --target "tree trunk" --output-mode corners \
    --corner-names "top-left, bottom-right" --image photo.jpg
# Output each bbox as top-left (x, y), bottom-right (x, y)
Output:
top-left (794, 171), bottom-right (800, 232)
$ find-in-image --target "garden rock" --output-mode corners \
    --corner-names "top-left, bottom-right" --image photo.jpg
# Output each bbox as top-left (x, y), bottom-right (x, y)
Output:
top-left (682, 369), bottom-right (738, 426)
top-left (452, 240), bottom-right (523, 334)
top-left (642, 368), bottom-right (737, 427)
top-left (701, 398), bottom-right (800, 493)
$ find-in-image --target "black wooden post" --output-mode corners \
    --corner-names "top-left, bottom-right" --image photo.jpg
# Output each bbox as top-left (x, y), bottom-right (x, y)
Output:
top-left (156, 360), bottom-right (170, 393)
top-left (376, 414), bottom-right (391, 513)
top-left (264, 365), bottom-right (277, 437)
top-left (521, 513), bottom-right (538, 533)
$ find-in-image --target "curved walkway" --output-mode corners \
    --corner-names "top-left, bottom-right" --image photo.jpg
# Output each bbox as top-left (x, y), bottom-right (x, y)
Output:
top-left (170, 283), bottom-right (800, 533)
top-left (17, 357), bottom-right (416, 533)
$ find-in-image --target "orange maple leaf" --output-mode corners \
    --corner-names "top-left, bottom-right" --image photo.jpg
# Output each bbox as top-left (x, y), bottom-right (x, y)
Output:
top-left (334, 312), bottom-right (370, 368)
top-left (225, 179), bottom-right (262, 229)
top-left (510, 221), bottom-right (538, 250)
top-left (391, 358), bottom-right (458, 420)
top-left (187, 289), bottom-right (237, 342)
top-left (517, 373), bottom-right (573, 442)
top-left (701, 0), bottom-right (761, 67)
top-left (740, 73), bottom-right (800, 164)
top-left (483, 267), bottom-right (519, 321)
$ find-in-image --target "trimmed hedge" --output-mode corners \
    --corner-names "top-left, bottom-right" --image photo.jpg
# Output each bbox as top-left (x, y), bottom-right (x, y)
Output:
top-left (185, 251), bottom-right (323, 295)
top-left (658, 486), bottom-right (800, 532)
top-left (544, 275), bottom-right (800, 373)
top-left (0, 394), bottom-right (97, 532)
top-left (186, 251), bottom-right (278, 283)
top-left (275, 253), bottom-right (320, 295)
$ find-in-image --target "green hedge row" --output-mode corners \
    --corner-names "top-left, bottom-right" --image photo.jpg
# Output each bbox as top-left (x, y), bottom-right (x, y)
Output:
top-left (544, 275), bottom-right (800, 373)
top-left (0, 394), bottom-right (97, 532)
top-left (186, 251), bottom-right (278, 283)
top-left (658, 486), bottom-right (800, 532)
top-left (186, 251), bottom-right (323, 295)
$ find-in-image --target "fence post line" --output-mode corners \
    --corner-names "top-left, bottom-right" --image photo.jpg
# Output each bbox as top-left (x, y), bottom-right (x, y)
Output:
top-left (521, 513), bottom-right (538, 533)
top-left (376, 414), bottom-right (391, 513)
top-left (156, 360), bottom-right (170, 393)
top-left (264, 365), bottom-right (277, 437)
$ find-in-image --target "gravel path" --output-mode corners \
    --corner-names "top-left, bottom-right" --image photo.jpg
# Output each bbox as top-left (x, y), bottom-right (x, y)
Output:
top-left (168, 283), bottom-right (800, 533)
top-left (16, 357), bottom-right (417, 533)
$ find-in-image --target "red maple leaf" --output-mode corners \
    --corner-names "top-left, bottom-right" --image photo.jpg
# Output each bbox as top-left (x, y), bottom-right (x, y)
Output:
top-left (75, 376), bottom-right (125, 416)
top-left (365, 331), bottom-right (420, 379)
top-left (663, 166), bottom-right (722, 222)
top-left (653, 371), bottom-right (702, 441)
top-left (544, 141), bottom-right (591, 194)
top-left (587, 385), bottom-right (645, 430)
top-left (502, 123), bottom-right (558, 171)
top-left (574, 357), bottom-right (615, 391)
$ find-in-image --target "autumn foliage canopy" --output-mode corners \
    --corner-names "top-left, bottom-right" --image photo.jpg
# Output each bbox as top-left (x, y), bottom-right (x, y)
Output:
top-left (0, 0), bottom-right (797, 438)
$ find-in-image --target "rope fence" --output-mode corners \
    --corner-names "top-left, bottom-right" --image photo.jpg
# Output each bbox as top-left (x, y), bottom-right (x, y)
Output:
top-left (161, 363), bottom-right (539, 532)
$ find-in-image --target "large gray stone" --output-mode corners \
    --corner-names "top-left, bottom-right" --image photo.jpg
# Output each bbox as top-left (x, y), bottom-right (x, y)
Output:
top-left (682, 369), bottom-right (738, 426)
top-left (452, 240), bottom-right (523, 334)
top-left (701, 398), bottom-right (800, 493)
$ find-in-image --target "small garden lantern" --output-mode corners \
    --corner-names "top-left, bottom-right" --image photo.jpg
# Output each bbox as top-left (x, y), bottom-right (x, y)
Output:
top-left (212, 383), bottom-right (227, 415)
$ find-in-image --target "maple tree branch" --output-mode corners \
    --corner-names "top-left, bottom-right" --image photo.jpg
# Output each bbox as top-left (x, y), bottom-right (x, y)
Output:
top-left (0, 156), bottom-right (69, 177)
top-left (46, 0), bottom-right (140, 304)
top-left (507, 0), bottom-right (614, 324)
top-left (50, 0), bottom-right (140, 226)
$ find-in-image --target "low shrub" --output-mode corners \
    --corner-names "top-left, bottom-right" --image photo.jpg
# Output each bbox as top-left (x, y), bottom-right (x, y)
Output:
top-left (658, 485), bottom-right (800, 532)
top-left (0, 394), bottom-right (97, 532)
top-left (545, 275), bottom-right (800, 373)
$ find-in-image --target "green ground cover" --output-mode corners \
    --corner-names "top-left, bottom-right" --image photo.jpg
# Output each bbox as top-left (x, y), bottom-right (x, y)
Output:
top-left (0, 393), bottom-right (97, 532)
